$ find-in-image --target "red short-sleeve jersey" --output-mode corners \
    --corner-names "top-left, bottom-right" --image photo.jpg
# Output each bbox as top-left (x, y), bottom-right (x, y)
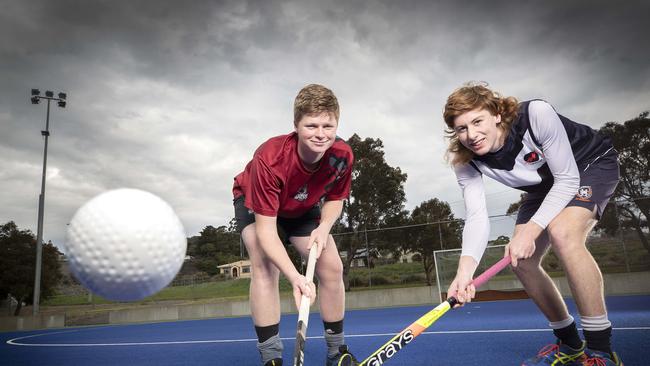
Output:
top-left (233, 133), bottom-right (354, 218)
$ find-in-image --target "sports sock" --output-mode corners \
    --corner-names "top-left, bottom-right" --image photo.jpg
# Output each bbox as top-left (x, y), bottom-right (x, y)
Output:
top-left (582, 314), bottom-right (613, 357)
top-left (258, 334), bottom-right (283, 364)
top-left (256, 324), bottom-right (283, 364)
top-left (549, 316), bottom-right (583, 350)
top-left (324, 319), bottom-right (344, 357)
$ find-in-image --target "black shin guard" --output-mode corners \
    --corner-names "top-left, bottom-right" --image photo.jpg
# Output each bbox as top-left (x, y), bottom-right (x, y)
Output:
top-left (255, 323), bottom-right (280, 343)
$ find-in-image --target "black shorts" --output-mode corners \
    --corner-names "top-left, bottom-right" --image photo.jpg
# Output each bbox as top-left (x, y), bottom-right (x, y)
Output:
top-left (233, 196), bottom-right (321, 239)
top-left (516, 149), bottom-right (620, 225)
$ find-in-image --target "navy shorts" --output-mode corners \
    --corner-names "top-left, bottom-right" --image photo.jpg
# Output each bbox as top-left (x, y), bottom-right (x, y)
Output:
top-left (516, 150), bottom-right (620, 225)
top-left (233, 196), bottom-right (320, 240)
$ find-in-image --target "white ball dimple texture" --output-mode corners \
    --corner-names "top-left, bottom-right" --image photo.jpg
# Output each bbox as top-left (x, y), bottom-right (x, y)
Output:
top-left (65, 188), bottom-right (187, 301)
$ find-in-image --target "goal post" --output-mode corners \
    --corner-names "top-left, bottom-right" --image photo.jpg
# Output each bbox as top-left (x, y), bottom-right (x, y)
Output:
top-left (434, 244), bottom-right (524, 303)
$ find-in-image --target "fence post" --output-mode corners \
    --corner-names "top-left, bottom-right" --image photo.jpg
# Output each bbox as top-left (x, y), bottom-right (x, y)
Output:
top-left (365, 228), bottom-right (371, 287)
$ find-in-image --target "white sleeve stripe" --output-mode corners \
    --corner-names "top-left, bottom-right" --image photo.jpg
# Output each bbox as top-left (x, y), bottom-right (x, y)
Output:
top-left (583, 147), bottom-right (613, 172)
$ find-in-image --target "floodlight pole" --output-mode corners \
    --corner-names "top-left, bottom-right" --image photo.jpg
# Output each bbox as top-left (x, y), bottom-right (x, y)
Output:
top-left (33, 99), bottom-right (51, 315)
top-left (31, 90), bottom-right (66, 315)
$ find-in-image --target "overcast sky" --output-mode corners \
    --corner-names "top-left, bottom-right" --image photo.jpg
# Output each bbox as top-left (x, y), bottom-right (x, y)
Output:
top-left (1, 0), bottom-right (649, 252)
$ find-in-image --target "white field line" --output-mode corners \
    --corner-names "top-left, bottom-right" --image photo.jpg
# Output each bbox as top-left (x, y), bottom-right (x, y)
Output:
top-left (6, 327), bottom-right (650, 347)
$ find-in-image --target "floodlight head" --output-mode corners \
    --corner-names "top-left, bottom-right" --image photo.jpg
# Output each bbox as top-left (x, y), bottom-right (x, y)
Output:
top-left (31, 89), bottom-right (40, 96)
top-left (57, 100), bottom-right (66, 108)
top-left (45, 90), bottom-right (54, 97)
top-left (58, 92), bottom-right (67, 100)
top-left (31, 96), bottom-right (40, 104)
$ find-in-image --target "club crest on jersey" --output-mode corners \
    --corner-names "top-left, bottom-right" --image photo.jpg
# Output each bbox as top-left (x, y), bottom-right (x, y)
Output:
top-left (576, 186), bottom-right (593, 202)
top-left (523, 151), bottom-right (541, 164)
top-left (294, 185), bottom-right (308, 201)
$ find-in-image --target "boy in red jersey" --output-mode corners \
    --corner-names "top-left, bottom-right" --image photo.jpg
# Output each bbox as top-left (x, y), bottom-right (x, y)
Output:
top-left (233, 84), bottom-right (357, 366)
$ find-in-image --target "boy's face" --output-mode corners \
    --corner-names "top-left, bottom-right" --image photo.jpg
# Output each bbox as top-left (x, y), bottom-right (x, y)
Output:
top-left (295, 112), bottom-right (338, 156)
top-left (452, 107), bottom-right (503, 156)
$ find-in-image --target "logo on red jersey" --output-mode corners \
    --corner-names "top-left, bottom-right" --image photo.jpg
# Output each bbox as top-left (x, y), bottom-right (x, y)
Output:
top-left (294, 185), bottom-right (308, 202)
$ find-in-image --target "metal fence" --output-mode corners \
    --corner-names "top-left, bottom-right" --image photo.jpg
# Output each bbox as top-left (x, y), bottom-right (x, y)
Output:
top-left (43, 201), bottom-right (649, 307)
top-left (331, 214), bottom-right (649, 291)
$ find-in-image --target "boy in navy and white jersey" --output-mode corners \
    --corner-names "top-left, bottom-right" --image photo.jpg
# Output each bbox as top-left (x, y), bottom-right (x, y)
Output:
top-left (443, 83), bottom-right (622, 365)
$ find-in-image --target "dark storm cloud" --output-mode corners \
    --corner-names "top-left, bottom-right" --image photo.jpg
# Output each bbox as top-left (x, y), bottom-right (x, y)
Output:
top-left (1, 0), bottom-right (648, 247)
top-left (3, 1), bottom-right (256, 86)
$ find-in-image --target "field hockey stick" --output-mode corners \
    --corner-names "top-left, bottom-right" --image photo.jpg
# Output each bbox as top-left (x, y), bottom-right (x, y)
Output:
top-left (357, 256), bottom-right (512, 366)
top-left (292, 245), bottom-right (319, 366)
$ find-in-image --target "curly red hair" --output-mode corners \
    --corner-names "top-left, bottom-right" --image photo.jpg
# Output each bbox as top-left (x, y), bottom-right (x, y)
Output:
top-left (443, 82), bottom-right (519, 165)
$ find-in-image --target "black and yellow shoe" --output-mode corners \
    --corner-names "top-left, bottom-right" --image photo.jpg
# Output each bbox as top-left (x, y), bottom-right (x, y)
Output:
top-left (264, 358), bottom-right (283, 366)
top-left (326, 345), bottom-right (359, 366)
top-left (521, 341), bottom-right (586, 365)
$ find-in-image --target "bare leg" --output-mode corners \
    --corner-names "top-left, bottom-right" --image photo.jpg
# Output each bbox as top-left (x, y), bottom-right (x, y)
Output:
top-left (546, 207), bottom-right (604, 317)
top-left (290, 234), bottom-right (345, 322)
top-left (511, 227), bottom-right (570, 322)
top-left (242, 223), bottom-right (281, 326)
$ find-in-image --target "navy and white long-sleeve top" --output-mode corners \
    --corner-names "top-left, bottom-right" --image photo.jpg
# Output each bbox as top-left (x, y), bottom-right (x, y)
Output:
top-left (455, 100), bottom-right (613, 262)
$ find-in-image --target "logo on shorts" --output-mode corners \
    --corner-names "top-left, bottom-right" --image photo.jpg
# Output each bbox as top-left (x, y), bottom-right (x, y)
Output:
top-left (294, 185), bottom-right (308, 202)
top-left (576, 186), bottom-right (593, 202)
top-left (523, 151), bottom-right (541, 163)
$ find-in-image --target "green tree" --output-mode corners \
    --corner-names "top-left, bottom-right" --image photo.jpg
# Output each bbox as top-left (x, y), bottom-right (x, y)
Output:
top-left (0, 221), bottom-right (62, 315)
top-left (489, 235), bottom-right (510, 246)
top-left (375, 210), bottom-right (412, 265)
top-left (337, 134), bottom-right (408, 290)
top-left (186, 225), bottom-right (241, 276)
top-left (598, 112), bottom-right (650, 252)
top-left (506, 193), bottom-right (527, 215)
top-left (403, 199), bottom-right (461, 285)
